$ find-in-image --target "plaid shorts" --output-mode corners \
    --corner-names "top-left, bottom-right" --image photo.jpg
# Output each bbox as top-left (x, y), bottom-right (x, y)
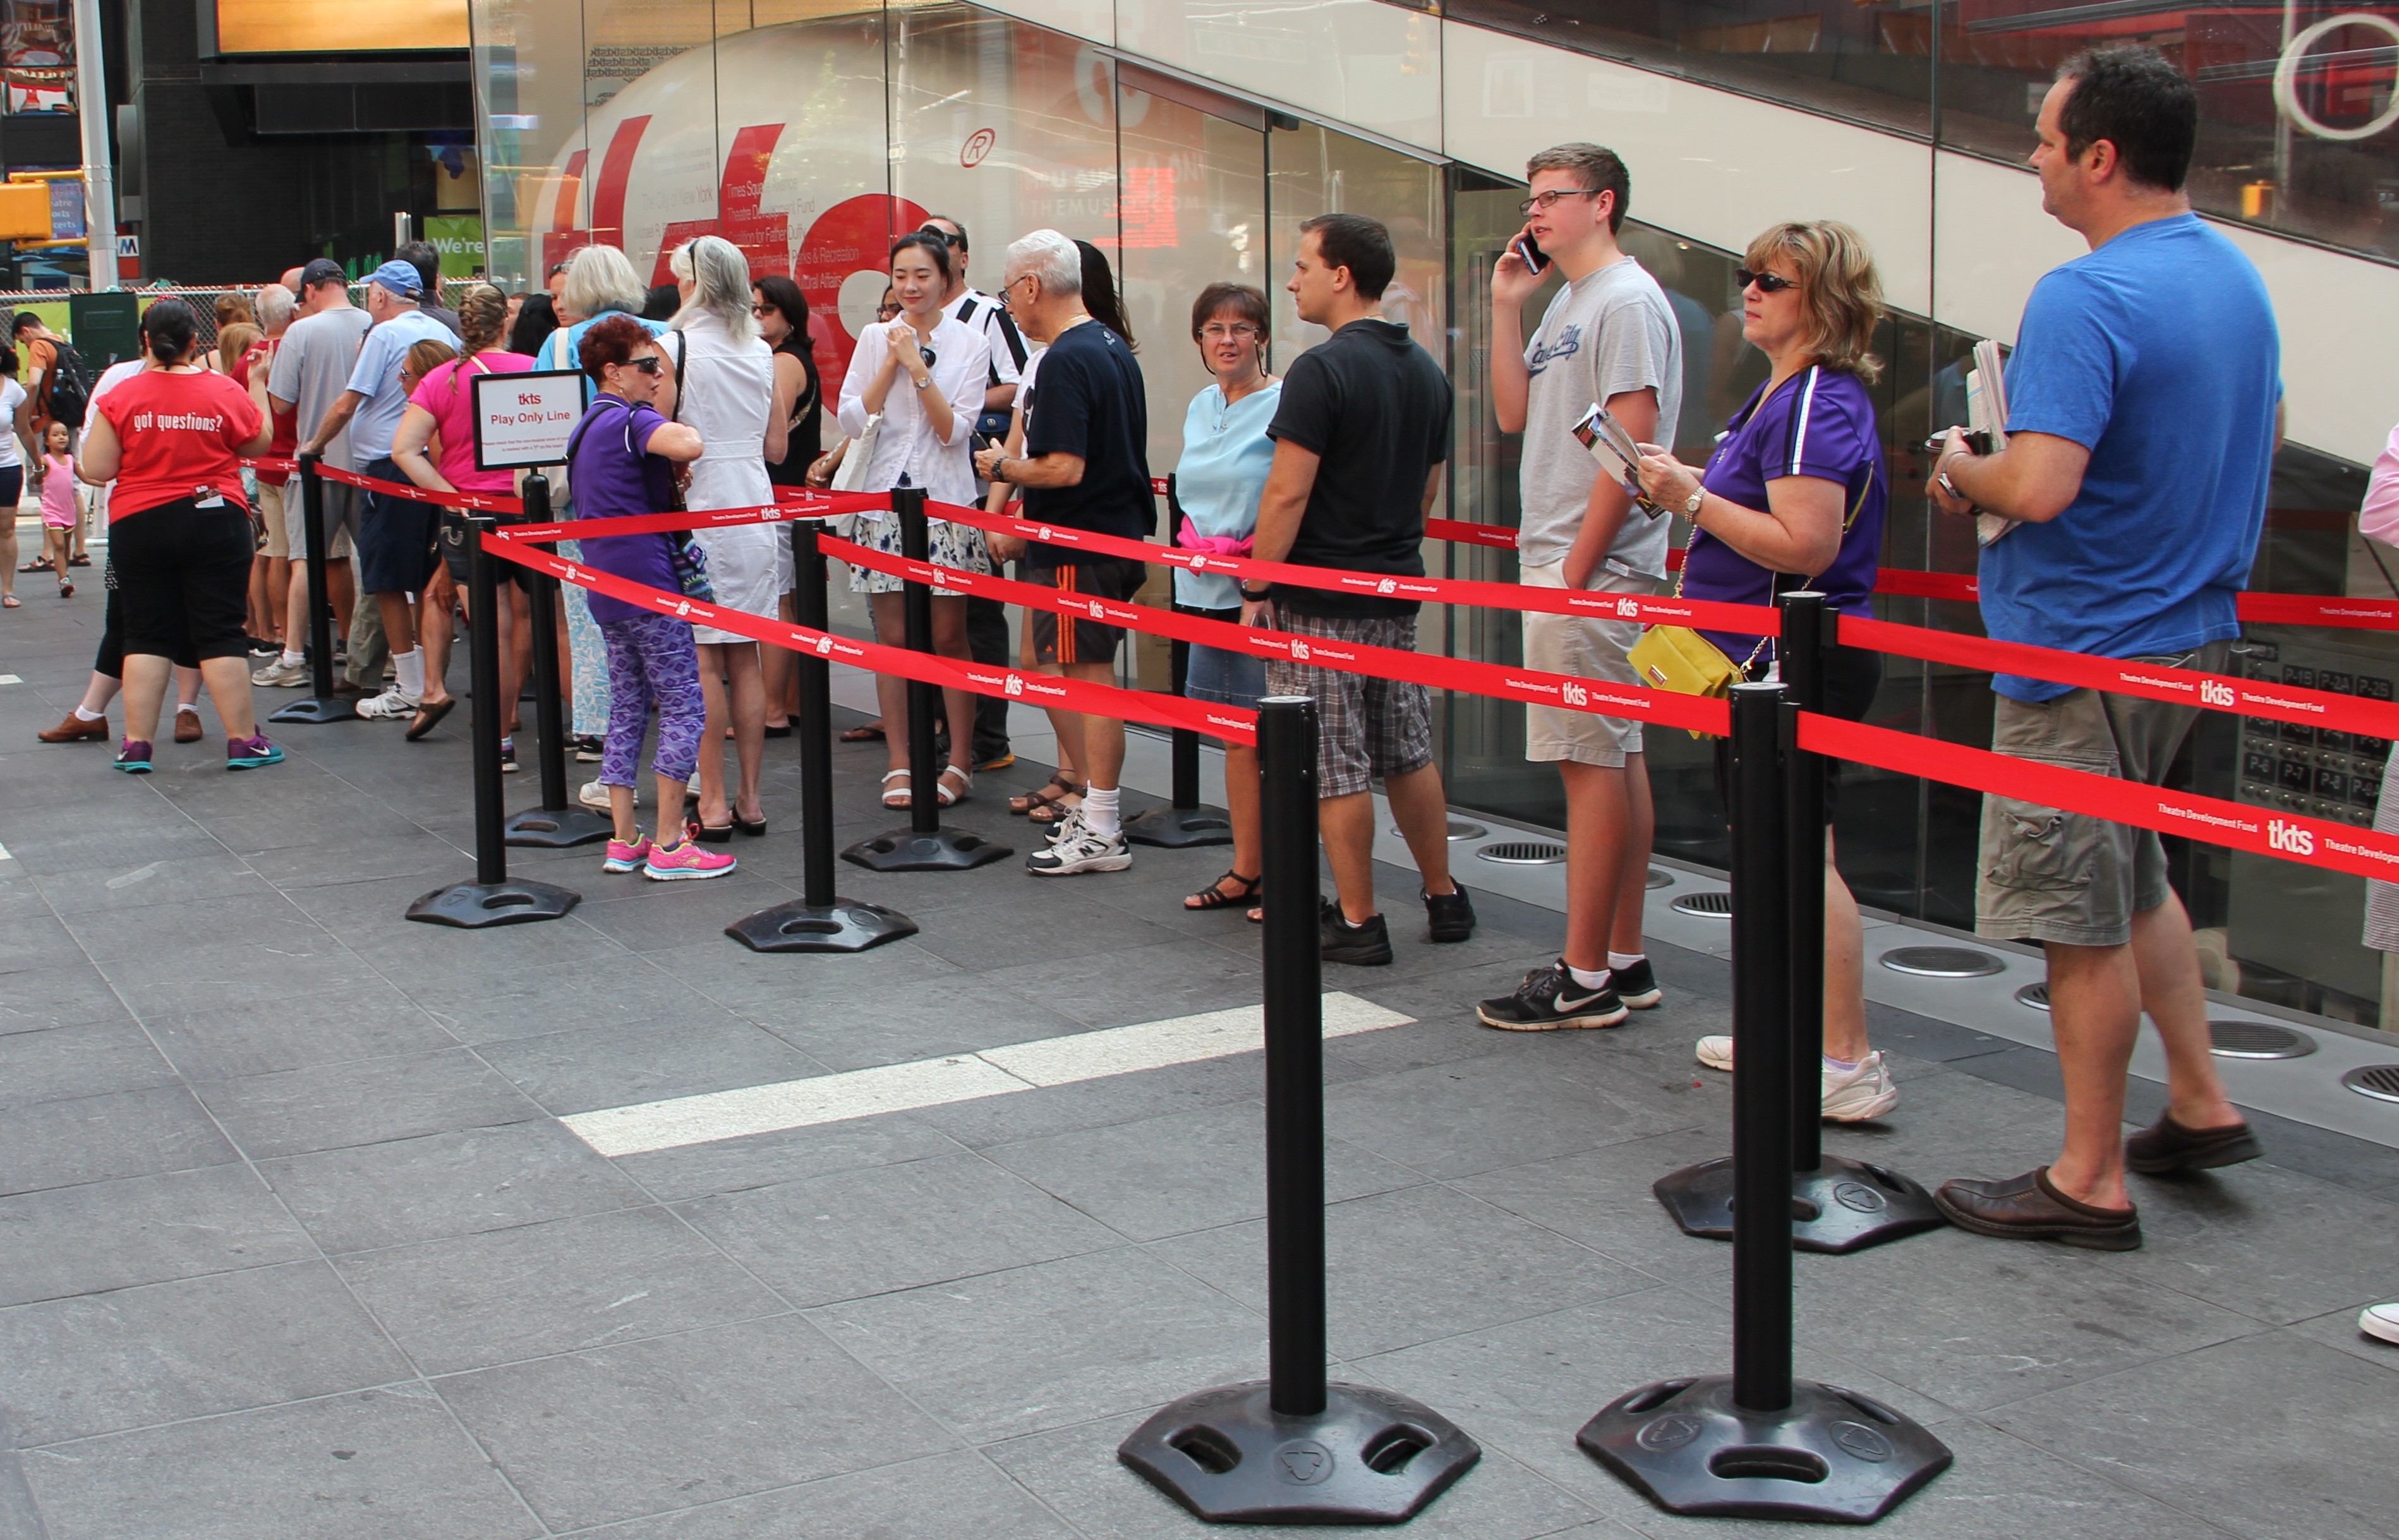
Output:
top-left (1262, 607), bottom-right (1434, 798)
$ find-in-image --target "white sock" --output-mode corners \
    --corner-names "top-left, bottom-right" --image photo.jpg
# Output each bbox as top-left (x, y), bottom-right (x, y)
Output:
top-left (280, 649), bottom-right (304, 666)
top-left (1567, 963), bottom-right (1610, 990)
top-left (1823, 1054), bottom-right (1859, 1074)
top-left (1608, 951), bottom-right (1647, 972)
top-left (1082, 785), bottom-right (1121, 839)
top-left (177, 703), bottom-right (199, 716)
top-left (394, 649), bottom-right (426, 698)
top-left (73, 704), bottom-right (103, 721)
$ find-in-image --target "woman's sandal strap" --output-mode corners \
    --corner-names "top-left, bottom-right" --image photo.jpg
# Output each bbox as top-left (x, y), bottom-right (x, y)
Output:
top-left (1185, 870), bottom-right (1263, 910)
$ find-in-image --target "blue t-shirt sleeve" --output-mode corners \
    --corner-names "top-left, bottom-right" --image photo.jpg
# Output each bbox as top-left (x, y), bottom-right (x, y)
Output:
top-left (2002, 270), bottom-right (2116, 452)
top-left (1778, 373), bottom-right (1873, 486)
top-left (1024, 339), bottom-right (1092, 461)
top-left (344, 328), bottom-right (394, 397)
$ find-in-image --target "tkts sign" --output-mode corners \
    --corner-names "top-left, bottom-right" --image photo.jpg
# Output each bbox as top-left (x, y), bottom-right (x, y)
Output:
top-left (538, 116), bottom-right (790, 285)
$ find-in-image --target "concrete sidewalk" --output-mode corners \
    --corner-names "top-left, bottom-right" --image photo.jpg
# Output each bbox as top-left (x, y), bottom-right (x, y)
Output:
top-left (0, 593), bottom-right (2391, 1539)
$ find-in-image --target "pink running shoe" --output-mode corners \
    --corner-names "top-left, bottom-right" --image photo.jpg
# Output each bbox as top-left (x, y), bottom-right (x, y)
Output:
top-left (601, 836), bottom-right (651, 874)
top-left (643, 837), bottom-right (737, 881)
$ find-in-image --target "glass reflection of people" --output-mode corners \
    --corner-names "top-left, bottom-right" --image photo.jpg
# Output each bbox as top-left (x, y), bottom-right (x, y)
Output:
top-left (2362, 423), bottom-right (2399, 1347)
top-left (1632, 220), bottom-right (1897, 1122)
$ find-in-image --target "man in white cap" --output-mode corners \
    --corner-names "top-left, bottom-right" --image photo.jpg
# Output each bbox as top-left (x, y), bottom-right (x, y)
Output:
top-left (300, 259), bottom-right (455, 723)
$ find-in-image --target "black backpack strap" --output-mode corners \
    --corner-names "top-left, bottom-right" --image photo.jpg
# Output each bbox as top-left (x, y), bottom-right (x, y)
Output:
top-left (989, 304), bottom-right (1028, 372)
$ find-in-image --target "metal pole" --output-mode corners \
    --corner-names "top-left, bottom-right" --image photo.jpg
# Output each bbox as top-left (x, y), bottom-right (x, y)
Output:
top-left (71, 0), bottom-right (114, 291)
top-left (898, 486), bottom-right (940, 839)
top-left (795, 519), bottom-right (837, 910)
top-left (524, 474), bottom-right (571, 814)
top-left (467, 516), bottom-right (508, 887)
top-left (301, 457), bottom-right (335, 697)
top-left (1779, 592), bottom-right (1828, 1174)
top-left (1728, 680), bottom-right (1792, 1413)
top-left (1259, 695), bottom-right (1327, 1417)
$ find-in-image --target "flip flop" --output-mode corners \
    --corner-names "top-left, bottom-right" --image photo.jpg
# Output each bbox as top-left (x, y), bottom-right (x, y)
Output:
top-left (406, 697), bottom-right (456, 741)
top-left (840, 724), bottom-right (885, 742)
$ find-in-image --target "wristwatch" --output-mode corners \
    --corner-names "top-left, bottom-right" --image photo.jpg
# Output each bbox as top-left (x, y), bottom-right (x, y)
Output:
top-left (1240, 582), bottom-right (1272, 602)
top-left (1683, 485), bottom-right (1705, 517)
top-left (912, 373), bottom-right (931, 390)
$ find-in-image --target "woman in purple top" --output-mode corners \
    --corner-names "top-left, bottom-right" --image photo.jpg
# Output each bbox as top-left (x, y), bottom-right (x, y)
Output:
top-left (1633, 220), bottom-right (1892, 1120)
top-left (565, 315), bottom-right (735, 882)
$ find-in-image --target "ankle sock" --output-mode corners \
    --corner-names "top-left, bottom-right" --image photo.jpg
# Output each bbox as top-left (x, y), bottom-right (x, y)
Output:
top-left (1822, 1054), bottom-right (1859, 1074)
top-left (178, 704), bottom-right (199, 716)
top-left (1082, 785), bottom-right (1121, 838)
top-left (1567, 963), bottom-right (1610, 990)
top-left (394, 649), bottom-right (426, 699)
top-left (1607, 951), bottom-right (1647, 972)
top-left (279, 649), bottom-right (304, 666)
top-left (73, 705), bottom-right (104, 722)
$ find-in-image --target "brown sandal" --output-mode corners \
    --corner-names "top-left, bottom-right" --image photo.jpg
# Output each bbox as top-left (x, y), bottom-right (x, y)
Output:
top-left (1185, 870), bottom-right (1262, 911)
top-left (1010, 771), bottom-right (1079, 816)
top-left (1027, 790), bottom-right (1085, 826)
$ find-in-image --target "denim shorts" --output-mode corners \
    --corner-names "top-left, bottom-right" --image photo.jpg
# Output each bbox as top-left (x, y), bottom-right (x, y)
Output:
top-left (1183, 608), bottom-right (1266, 710)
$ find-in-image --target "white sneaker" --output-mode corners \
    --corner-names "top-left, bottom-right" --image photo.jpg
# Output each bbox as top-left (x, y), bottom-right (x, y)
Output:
top-left (578, 778), bottom-right (612, 810)
top-left (2362, 1302), bottom-right (2399, 1345)
top-left (251, 656), bottom-right (310, 688)
top-left (1691, 1038), bottom-right (1899, 1122)
top-left (356, 687), bottom-right (420, 720)
top-left (1026, 814), bottom-right (1130, 876)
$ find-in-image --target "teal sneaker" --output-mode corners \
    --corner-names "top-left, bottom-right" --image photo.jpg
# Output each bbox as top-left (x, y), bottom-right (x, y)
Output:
top-left (226, 733), bottom-right (284, 771)
top-left (113, 738), bottom-right (152, 774)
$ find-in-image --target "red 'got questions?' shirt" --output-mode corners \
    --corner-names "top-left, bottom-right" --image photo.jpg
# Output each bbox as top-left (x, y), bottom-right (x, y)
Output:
top-left (95, 368), bottom-right (262, 523)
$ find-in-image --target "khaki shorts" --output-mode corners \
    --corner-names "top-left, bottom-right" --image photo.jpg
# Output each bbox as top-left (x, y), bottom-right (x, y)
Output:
top-left (287, 479), bottom-right (357, 561)
top-left (1521, 559), bottom-right (1650, 767)
top-left (258, 481), bottom-right (289, 560)
top-left (1974, 641), bottom-right (2227, 948)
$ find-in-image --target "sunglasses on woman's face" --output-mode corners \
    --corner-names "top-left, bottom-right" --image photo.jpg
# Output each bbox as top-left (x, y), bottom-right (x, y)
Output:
top-left (1735, 268), bottom-right (1799, 294)
top-left (627, 356), bottom-right (663, 375)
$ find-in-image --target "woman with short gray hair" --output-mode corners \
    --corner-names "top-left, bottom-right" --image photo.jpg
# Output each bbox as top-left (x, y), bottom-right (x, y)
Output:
top-left (668, 234), bottom-right (786, 841)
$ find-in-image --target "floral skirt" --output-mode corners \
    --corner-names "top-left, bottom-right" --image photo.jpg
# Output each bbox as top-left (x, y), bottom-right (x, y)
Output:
top-left (842, 509), bottom-right (989, 598)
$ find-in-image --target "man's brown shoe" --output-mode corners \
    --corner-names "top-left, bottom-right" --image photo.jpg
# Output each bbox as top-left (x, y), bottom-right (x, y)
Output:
top-left (36, 711), bottom-right (106, 743)
top-left (173, 710), bottom-right (203, 744)
top-left (1932, 1167), bottom-right (2142, 1251)
top-left (2125, 1112), bottom-right (2261, 1175)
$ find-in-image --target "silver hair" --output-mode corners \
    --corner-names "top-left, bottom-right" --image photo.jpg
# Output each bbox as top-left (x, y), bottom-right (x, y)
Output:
top-left (253, 282), bottom-right (296, 332)
top-left (1005, 229), bottom-right (1081, 297)
top-left (669, 235), bottom-right (757, 340)
top-left (560, 243), bottom-right (646, 322)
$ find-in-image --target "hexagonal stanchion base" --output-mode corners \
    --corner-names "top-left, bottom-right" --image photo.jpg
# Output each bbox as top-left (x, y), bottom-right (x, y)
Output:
top-left (725, 899), bottom-right (919, 953)
top-left (1125, 802), bottom-right (1235, 848)
top-left (404, 879), bottom-right (580, 928)
top-left (1655, 1153), bottom-right (1947, 1254)
top-left (1120, 1381), bottom-right (1480, 1525)
top-left (840, 825), bottom-right (1012, 872)
top-left (502, 805), bottom-right (613, 848)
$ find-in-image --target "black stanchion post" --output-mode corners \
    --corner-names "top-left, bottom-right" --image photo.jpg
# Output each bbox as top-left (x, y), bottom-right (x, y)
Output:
top-left (840, 486), bottom-right (1010, 872)
top-left (728, 518), bottom-right (919, 951)
top-left (408, 515), bottom-right (580, 927)
top-left (504, 472), bottom-right (611, 847)
top-left (1120, 696), bottom-right (1480, 1524)
top-left (1654, 598), bottom-right (1943, 1253)
top-left (1127, 474), bottom-right (1233, 848)
top-left (269, 454), bottom-right (358, 725)
top-left (1581, 683), bottom-right (1950, 1522)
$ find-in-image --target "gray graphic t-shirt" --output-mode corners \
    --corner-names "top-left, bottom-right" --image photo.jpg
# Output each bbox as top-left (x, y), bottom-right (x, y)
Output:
top-left (1517, 255), bottom-right (1682, 575)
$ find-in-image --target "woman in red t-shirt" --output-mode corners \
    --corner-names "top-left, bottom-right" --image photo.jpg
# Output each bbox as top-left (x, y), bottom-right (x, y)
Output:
top-left (392, 284), bottom-right (536, 745)
top-left (76, 297), bottom-right (280, 773)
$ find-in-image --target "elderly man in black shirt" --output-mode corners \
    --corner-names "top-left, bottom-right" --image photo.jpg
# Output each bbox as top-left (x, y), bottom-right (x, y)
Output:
top-left (1240, 213), bottom-right (1475, 965)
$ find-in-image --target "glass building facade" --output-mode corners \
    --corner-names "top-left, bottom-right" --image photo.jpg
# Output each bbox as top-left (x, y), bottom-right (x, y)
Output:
top-left (467, 0), bottom-right (2398, 1028)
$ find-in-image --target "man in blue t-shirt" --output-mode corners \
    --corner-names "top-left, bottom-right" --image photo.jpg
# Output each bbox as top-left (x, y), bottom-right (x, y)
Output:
top-left (1929, 45), bottom-right (2277, 1252)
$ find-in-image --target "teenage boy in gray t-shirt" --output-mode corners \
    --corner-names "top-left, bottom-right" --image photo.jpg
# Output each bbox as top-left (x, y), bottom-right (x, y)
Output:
top-left (1478, 142), bottom-right (1682, 1033)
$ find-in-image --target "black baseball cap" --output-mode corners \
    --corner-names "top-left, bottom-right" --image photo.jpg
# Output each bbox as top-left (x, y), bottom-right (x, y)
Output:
top-left (300, 258), bottom-right (346, 288)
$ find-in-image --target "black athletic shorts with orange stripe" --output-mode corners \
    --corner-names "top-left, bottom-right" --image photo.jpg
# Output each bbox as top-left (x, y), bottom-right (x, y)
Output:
top-left (1026, 557), bottom-right (1147, 667)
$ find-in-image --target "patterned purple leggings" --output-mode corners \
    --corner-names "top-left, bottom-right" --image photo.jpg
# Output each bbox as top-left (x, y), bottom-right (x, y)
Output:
top-left (598, 614), bottom-right (705, 788)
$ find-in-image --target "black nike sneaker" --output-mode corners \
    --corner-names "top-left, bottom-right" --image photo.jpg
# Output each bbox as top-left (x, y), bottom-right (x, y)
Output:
top-left (1476, 960), bottom-right (1628, 1031)
top-left (1608, 956), bottom-right (1664, 1009)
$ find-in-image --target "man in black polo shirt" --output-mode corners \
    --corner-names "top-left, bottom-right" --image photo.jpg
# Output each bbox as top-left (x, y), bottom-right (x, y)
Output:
top-left (1242, 212), bottom-right (1475, 965)
top-left (975, 228), bottom-right (1152, 877)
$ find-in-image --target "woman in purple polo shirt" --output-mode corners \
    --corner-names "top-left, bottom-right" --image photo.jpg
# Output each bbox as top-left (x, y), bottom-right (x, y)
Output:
top-left (565, 315), bottom-right (736, 882)
top-left (1633, 219), bottom-right (1893, 1122)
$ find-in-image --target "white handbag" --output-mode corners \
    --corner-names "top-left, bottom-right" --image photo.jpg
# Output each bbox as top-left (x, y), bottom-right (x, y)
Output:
top-left (830, 414), bottom-right (881, 495)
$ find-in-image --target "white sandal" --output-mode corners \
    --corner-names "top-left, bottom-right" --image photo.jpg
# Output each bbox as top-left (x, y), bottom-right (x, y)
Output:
top-left (936, 765), bottom-right (972, 808)
top-left (880, 767), bottom-right (911, 809)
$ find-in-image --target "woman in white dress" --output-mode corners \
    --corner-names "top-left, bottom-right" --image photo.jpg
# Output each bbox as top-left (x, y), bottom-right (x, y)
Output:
top-left (669, 236), bottom-right (786, 839)
top-left (835, 232), bottom-right (990, 810)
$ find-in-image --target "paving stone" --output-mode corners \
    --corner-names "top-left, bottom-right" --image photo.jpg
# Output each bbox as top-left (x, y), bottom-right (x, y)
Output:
top-left (753, 975), bottom-right (1082, 1071)
top-left (677, 1150), bottom-right (1121, 1306)
top-left (1324, 1048), bottom-right (1696, 1181)
top-left (140, 985), bottom-right (459, 1081)
top-left (0, 1164), bottom-right (318, 1308)
top-left (474, 1014), bottom-right (827, 1117)
top-left (0, 1018), bottom-right (177, 1109)
top-left (394, 956), bottom-right (730, 1047)
top-left (1447, 1126), bottom-right (1747, 1285)
top-left (261, 1119), bottom-right (650, 1253)
top-left (333, 1205), bottom-right (789, 1376)
top-left (0, 1261), bottom-right (412, 1445)
top-left (190, 1045), bottom-right (541, 1160)
top-left (974, 938), bottom-right (1276, 1030)
top-left (0, 1083), bottom-right (237, 1196)
top-left (16, 1386), bottom-right (539, 1540)
top-left (575, 1451), bottom-right (1079, 1538)
top-left (2092, 1159), bottom-right (2399, 1325)
top-left (0, 962), bottom-right (138, 1033)
top-left (435, 1314), bottom-right (956, 1532)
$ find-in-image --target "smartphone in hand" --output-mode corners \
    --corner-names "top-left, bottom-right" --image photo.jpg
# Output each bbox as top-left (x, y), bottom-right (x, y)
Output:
top-left (1513, 236), bottom-right (1550, 275)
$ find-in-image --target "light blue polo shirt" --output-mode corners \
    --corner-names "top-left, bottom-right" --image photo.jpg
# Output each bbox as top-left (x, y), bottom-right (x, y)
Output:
top-left (1172, 380), bottom-right (1281, 610)
top-left (344, 308), bottom-right (456, 464)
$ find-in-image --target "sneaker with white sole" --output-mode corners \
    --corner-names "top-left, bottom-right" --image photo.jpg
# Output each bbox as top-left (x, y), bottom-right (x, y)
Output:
top-left (2360, 1302), bottom-right (2399, 1345)
top-left (1026, 811), bottom-right (1131, 875)
top-left (579, 778), bottom-right (613, 810)
top-left (356, 687), bottom-right (420, 721)
top-left (1693, 1038), bottom-right (1899, 1122)
top-left (643, 837), bottom-right (737, 881)
top-left (601, 835), bottom-right (651, 874)
top-left (251, 656), bottom-right (311, 688)
top-left (1477, 960), bottom-right (1626, 1031)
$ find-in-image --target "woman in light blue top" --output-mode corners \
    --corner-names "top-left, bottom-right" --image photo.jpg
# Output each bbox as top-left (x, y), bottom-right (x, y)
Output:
top-left (1174, 282), bottom-right (1279, 913)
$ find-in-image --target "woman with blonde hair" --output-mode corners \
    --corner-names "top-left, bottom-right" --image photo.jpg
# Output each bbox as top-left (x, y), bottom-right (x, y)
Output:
top-left (669, 234), bottom-right (784, 839)
top-left (1633, 219), bottom-right (1897, 1121)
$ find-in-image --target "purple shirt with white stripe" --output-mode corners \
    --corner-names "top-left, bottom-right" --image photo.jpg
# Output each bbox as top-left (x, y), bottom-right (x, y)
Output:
top-left (1679, 363), bottom-right (1886, 662)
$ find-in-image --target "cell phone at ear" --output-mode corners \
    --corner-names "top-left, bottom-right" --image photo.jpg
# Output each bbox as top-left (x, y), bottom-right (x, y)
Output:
top-left (1513, 236), bottom-right (1550, 275)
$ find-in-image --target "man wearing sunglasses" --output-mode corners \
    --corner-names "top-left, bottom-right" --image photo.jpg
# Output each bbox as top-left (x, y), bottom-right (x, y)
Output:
top-left (1477, 142), bottom-right (1682, 1032)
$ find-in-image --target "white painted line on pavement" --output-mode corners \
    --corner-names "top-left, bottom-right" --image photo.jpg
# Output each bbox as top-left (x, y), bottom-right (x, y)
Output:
top-left (0, 675), bottom-right (20, 685)
top-left (564, 991), bottom-right (1415, 1157)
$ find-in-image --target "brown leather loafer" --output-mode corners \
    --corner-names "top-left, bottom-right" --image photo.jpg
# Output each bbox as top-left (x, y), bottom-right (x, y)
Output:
top-left (35, 711), bottom-right (107, 743)
top-left (1932, 1167), bottom-right (2142, 1251)
top-left (173, 711), bottom-right (204, 744)
top-left (2125, 1112), bottom-right (2262, 1175)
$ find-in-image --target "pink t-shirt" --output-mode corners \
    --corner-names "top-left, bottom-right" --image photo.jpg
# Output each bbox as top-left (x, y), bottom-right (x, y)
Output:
top-left (408, 350), bottom-right (535, 495)
top-left (39, 452), bottom-right (75, 526)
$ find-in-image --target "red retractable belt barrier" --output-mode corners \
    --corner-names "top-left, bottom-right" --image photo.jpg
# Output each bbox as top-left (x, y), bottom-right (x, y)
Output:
top-left (1840, 614), bottom-right (2399, 741)
top-left (482, 531), bottom-right (1257, 745)
top-left (241, 455), bottom-right (301, 475)
top-left (317, 463), bottom-right (525, 515)
top-left (496, 490), bottom-right (888, 546)
top-left (823, 535), bottom-right (1736, 738)
top-left (926, 498), bottom-right (1783, 635)
top-left (1802, 712), bottom-right (2399, 884)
